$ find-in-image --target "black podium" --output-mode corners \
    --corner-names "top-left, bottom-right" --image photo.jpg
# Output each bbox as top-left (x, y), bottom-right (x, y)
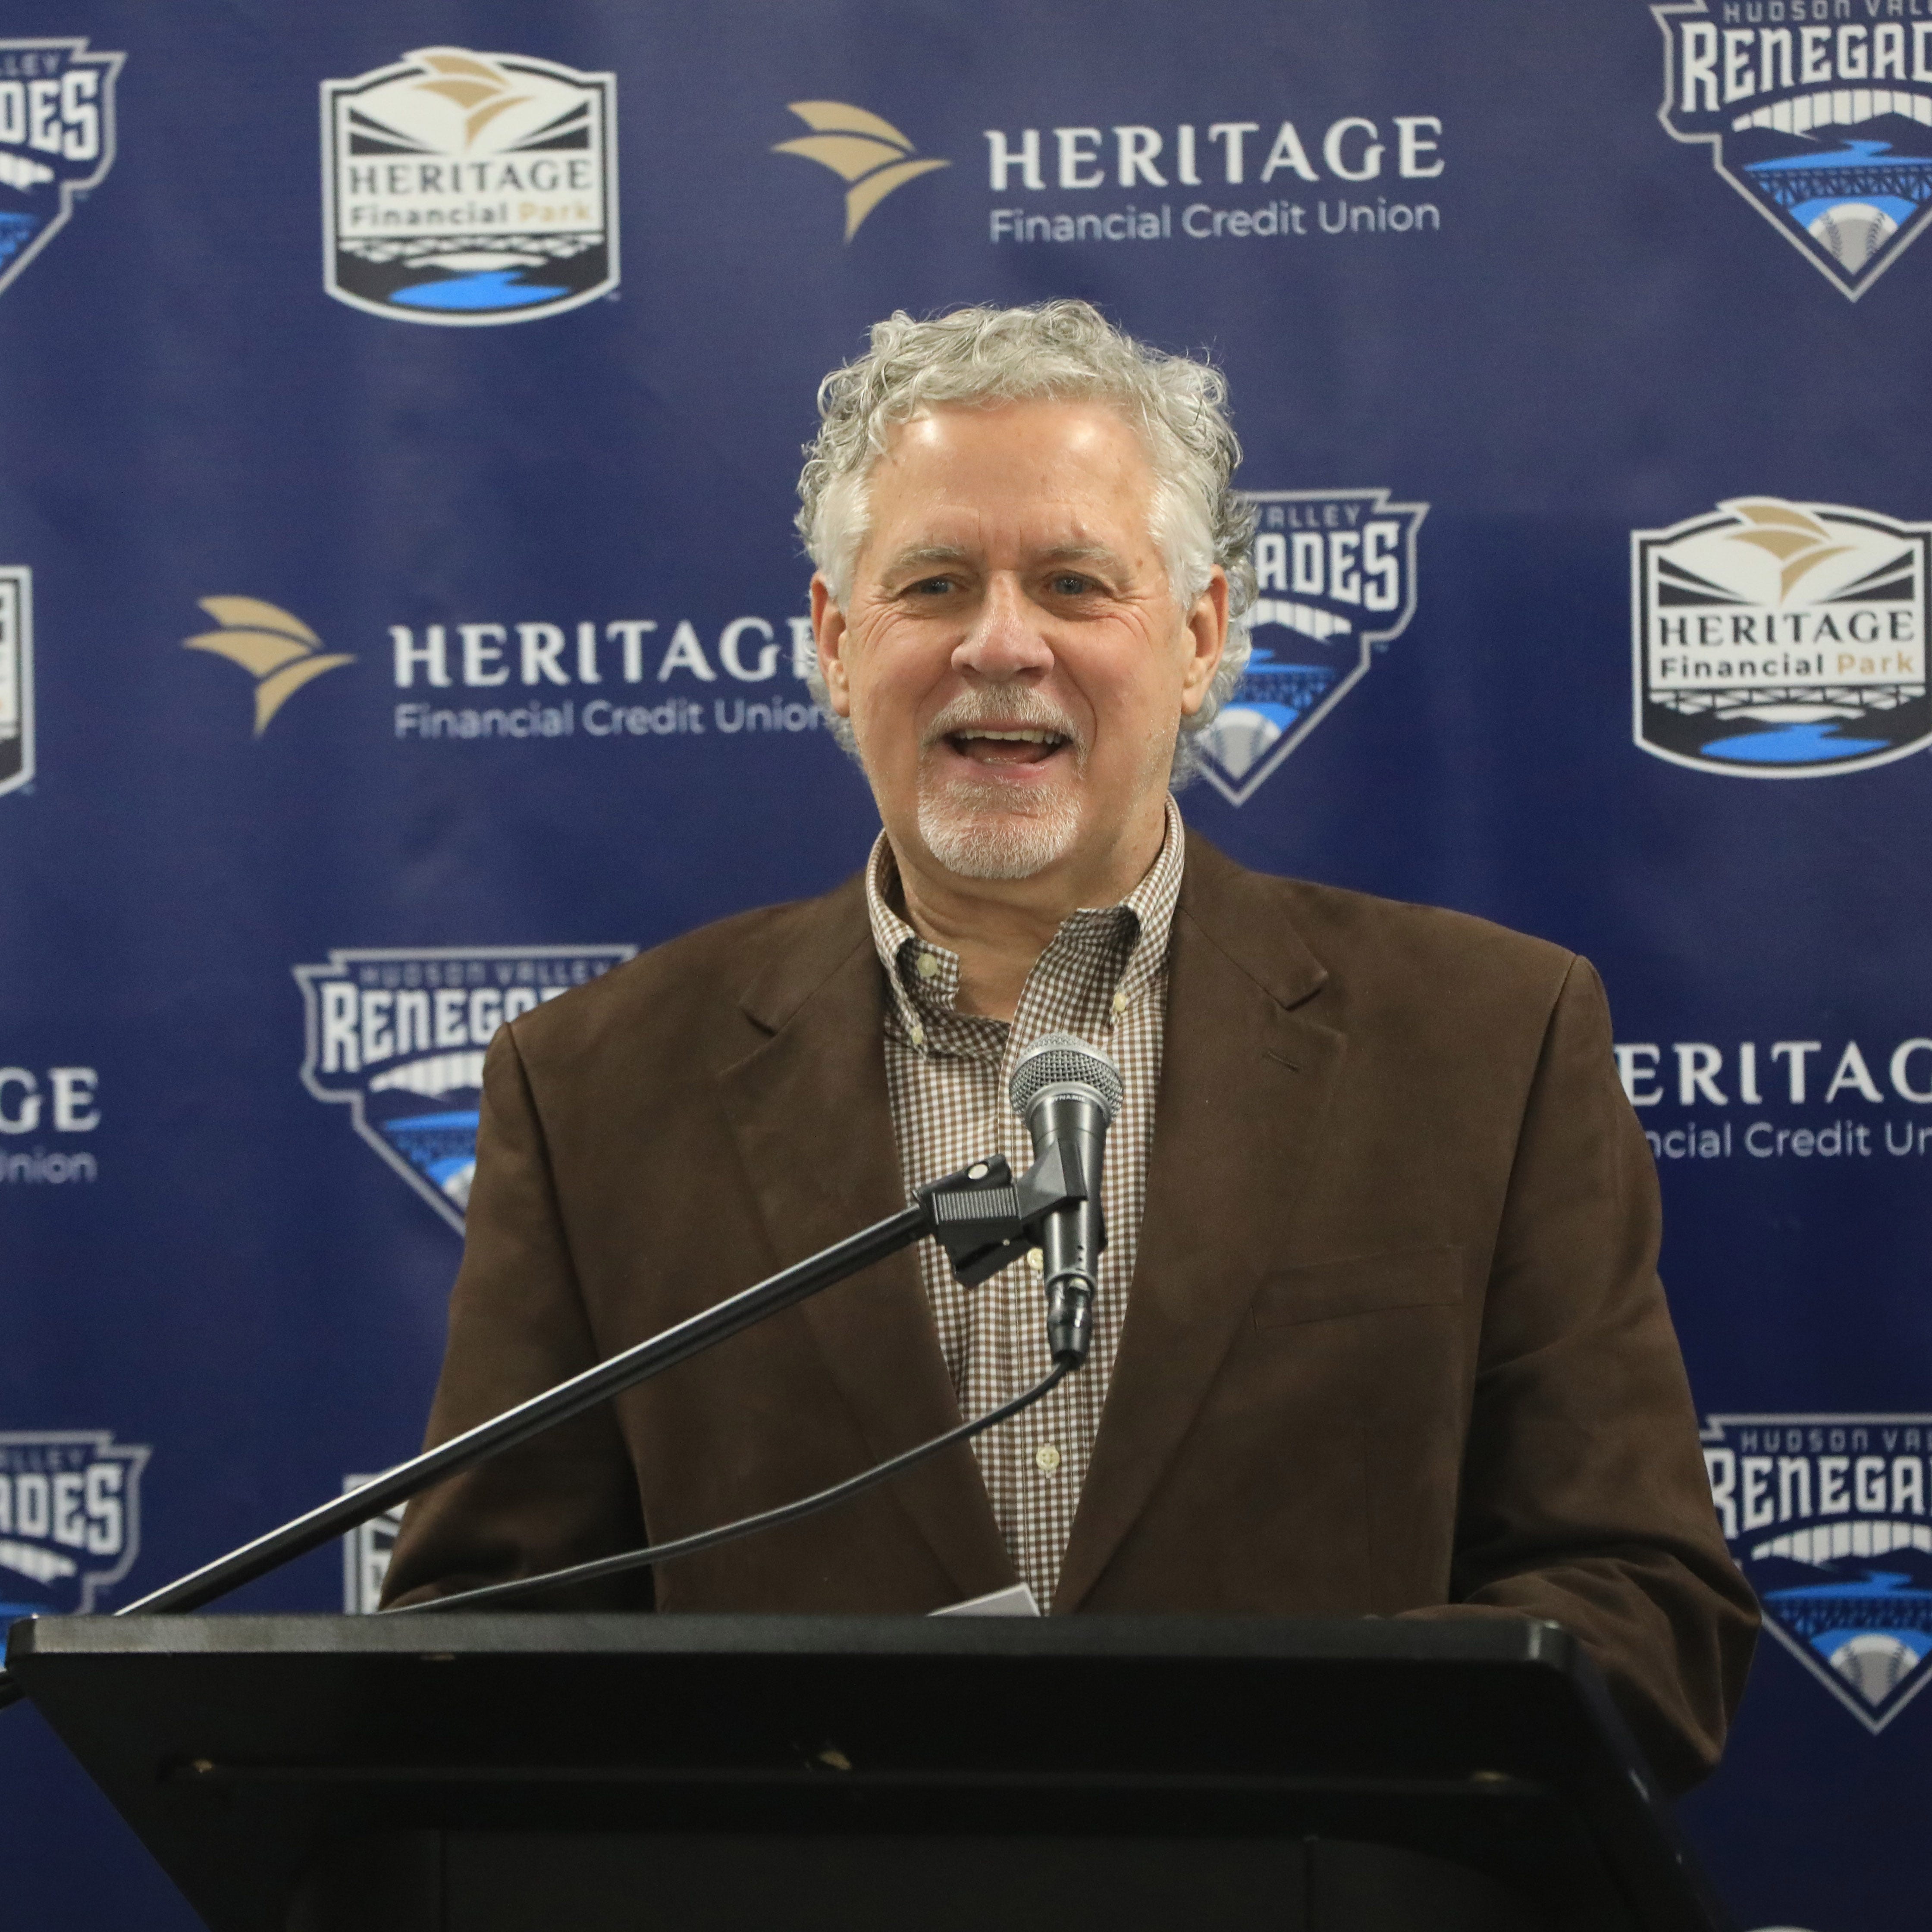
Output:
top-left (6, 1612), bottom-right (1726, 1932)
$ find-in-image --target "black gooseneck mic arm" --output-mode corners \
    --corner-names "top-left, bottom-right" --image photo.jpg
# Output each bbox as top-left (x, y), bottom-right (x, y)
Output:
top-left (0, 1141), bottom-right (1096, 1712)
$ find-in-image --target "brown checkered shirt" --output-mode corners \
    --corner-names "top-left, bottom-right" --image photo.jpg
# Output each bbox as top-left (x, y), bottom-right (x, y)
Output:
top-left (865, 797), bottom-right (1184, 1609)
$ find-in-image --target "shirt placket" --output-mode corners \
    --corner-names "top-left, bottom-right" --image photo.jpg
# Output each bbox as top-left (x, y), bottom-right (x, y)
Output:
top-left (983, 911), bottom-right (1135, 1597)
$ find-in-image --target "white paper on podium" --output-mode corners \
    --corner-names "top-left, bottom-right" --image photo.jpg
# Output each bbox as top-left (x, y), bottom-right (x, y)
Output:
top-left (928, 1583), bottom-right (1041, 1617)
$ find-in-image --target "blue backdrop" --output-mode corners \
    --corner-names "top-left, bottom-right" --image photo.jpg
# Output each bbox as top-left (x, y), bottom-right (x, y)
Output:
top-left (4, 3), bottom-right (1929, 1927)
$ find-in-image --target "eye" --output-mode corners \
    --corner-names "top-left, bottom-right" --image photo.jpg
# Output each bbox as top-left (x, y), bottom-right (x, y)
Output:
top-left (1051, 573), bottom-right (1095, 597)
top-left (906, 575), bottom-right (955, 598)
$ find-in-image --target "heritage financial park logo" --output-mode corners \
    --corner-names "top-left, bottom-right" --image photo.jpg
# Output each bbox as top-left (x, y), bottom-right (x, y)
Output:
top-left (1195, 489), bottom-right (1427, 806)
top-left (295, 945), bottom-right (634, 1230)
top-left (1632, 496), bottom-right (1929, 776)
top-left (1706, 1414), bottom-right (1932, 1732)
top-left (182, 596), bottom-right (354, 736)
top-left (772, 102), bottom-right (949, 240)
top-left (0, 38), bottom-right (122, 299)
top-left (0, 1431), bottom-right (148, 1627)
top-left (1654, 3), bottom-right (1932, 298)
top-left (0, 565), bottom-right (31, 797)
top-left (322, 45), bottom-right (617, 323)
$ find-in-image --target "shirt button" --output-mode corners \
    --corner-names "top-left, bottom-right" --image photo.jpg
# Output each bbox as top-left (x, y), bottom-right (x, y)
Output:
top-left (1026, 1247), bottom-right (1043, 1272)
top-left (1111, 990), bottom-right (1128, 1017)
top-left (915, 951), bottom-right (941, 981)
top-left (908, 1020), bottom-right (926, 1049)
top-left (1035, 1443), bottom-right (1062, 1474)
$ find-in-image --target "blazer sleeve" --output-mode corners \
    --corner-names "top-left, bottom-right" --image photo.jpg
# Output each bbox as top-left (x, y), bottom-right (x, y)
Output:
top-left (379, 1022), bottom-right (650, 1610)
top-left (1402, 955), bottom-right (1758, 1794)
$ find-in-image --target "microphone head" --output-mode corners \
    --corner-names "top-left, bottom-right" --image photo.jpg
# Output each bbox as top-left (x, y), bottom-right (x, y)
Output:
top-left (1009, 1032), bottom-right (1124, 1124)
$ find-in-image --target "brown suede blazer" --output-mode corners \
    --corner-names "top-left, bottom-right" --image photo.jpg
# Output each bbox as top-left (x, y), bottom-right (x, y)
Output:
top-left (383, 833), bottom-right (1756, 1791)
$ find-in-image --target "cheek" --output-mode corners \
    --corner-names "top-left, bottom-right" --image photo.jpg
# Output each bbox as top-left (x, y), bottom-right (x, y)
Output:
top-left (1081, 643), bottom-right (1187, 741)
top-left (846, 655), bottom-right (938, 760)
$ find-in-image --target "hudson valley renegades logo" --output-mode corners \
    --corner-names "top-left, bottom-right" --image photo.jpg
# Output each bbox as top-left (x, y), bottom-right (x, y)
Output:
top-left (295, 945), bottom-right (634, 1229)
top-left (1654, 3), bottom-right (1932, 298)
top-left (1196, 489), bottom-right (1426, 807)
top-left (0, 38), bottom-right (122, 299)
top-left (1632, 496), bottom-right (1930, 776)
top-left (0, 1432), bottom-right (148, 1626)
top-left (1706, 1414), bottom-right (1932, 1733)
top-left (322, 46), bottom-right (617, 323)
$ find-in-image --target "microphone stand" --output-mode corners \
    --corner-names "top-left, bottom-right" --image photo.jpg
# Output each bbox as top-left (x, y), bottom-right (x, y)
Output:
top-left (0, 1148), bottom-right (1089, 1715)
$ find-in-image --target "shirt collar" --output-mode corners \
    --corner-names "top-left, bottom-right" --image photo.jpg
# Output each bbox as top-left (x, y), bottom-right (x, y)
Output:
top-left (864, 795), bottom-right (1186, 1051)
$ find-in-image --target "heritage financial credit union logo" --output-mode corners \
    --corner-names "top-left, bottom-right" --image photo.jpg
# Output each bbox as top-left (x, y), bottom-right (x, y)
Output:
top-left (1706, 1414), bottom-right (1932, 1731)
top-left (296, 947), bottom-right (635, 1230)
top-left (1655, 3), bottom-right (1932, 297)
top-left (0, 38), bottom-right (121, 299)
top-left (1197, 490), bottom-right (1427, 807)
top-left (323, 45), bottom-right (616, 323)
top-left (1632, 496), bottom-right (1929, 776)
top-left (769, 103), bottom-right (1446, 247)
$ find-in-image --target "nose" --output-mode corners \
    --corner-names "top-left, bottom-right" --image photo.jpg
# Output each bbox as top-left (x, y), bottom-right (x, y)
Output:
top-left (951, 572), bottom-right (1054, 684)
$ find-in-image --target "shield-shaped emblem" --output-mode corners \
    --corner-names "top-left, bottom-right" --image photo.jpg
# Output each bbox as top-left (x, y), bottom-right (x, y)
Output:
top-left (1195, 489), bottom-right (1427, 806)
top-left (0, 37), bottom-right (122, 299)
top-left (0, 1432), bottom-right (149, 1629)
top-left (1632, 497), bottom-right (1931, 777)
top-left (321, 46), bottom-right (618, 325)
top-left (1706, 1414), bottom-right (1932, 1733)
top-left (1654, 3), bottom-right (1932, 298)
top-left (0, 566), bottom-right (31, 797)
top-left (295, 946), bottom-right (636, 1229)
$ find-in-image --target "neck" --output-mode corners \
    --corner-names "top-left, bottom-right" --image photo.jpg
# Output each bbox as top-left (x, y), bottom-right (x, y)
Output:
top-left (887, 798), bottom-right (1169, 1022)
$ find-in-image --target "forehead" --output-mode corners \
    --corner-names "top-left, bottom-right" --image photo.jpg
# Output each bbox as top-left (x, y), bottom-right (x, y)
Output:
top-left (863, 398), bottom-right (1157, 551)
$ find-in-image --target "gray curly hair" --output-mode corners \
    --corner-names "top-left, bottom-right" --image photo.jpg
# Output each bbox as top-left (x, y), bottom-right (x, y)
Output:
top-left (795, 301), bottom-right (1255, 785)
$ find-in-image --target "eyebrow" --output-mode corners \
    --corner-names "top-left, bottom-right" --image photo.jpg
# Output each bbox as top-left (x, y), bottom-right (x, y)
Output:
top-left (880, 542), bottom-right (1133, 578)
top-left (1036, 544), bottom-right (1130, 575)
top-left (881, 544), bottom-right (973, 577)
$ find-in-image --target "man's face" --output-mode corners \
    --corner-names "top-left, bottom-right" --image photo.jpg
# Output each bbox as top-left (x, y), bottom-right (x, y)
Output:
top-left (813, 398), bottom-right (1226, 888)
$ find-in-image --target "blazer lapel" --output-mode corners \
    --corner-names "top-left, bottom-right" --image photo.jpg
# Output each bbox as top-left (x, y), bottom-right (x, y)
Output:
top-left (715, 877), bottom-right (1015, 1601)
top-left (1055, 838), bottom-right (1344, 1611)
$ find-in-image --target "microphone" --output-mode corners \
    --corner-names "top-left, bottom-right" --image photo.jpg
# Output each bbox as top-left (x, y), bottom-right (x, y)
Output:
top-left (1008, 1033), bottom-right (1123, 1369)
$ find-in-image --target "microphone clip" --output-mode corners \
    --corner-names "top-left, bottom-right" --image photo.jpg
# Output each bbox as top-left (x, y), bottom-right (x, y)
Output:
top-left (914, 1148), bottom-right (1095, 1289)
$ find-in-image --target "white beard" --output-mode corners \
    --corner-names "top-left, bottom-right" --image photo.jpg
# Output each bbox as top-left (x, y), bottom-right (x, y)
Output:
top-left (916, 773), bottom-right (1083, 880)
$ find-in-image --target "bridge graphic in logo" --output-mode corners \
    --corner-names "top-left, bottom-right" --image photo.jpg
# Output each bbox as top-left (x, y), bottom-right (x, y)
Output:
top-left (1705, 1413), bottom-right (1932, 1732)
top-left (1195, 489), bottom-right (1427, 807)
top-left (1655, 3), bottom-right (1932, 298)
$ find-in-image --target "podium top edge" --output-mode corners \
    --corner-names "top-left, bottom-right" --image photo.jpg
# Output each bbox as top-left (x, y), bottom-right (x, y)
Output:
top-left (8, 1610), bottom-right (1582, 1672)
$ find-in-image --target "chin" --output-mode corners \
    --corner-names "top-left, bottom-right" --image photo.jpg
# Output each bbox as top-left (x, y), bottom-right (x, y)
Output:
top-left (917, 783), bottom-right (1082, 881)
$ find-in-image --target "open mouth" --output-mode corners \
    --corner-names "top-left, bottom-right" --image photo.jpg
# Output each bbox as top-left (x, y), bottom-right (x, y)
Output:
top-left (941, 725), bottom-right (1073, 770)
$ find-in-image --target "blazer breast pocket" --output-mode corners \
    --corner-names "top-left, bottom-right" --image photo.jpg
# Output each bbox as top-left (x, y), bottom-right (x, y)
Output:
top-left (1251, 1243), bottom-right (1465, 1330)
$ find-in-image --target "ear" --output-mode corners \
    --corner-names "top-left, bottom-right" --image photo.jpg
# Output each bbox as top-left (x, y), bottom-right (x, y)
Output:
top-left (811, 574), bottom-right (853, 717)
top-left (1177, 567), bottom-right (1229, 718)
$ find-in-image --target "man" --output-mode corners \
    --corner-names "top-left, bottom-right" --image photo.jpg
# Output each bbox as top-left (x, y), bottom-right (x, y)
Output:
top-left (383, 301), bottom-right (1755, 1793)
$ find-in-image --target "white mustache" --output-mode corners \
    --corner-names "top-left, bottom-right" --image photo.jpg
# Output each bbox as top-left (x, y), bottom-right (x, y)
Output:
top-left (920, 689), bottom-right (1086, 757)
